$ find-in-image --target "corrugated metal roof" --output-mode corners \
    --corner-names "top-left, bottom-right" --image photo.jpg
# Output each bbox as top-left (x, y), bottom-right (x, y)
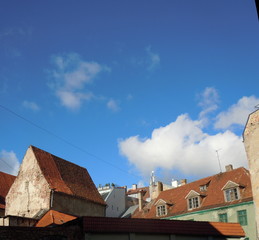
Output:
top-left (0, 171), bottom-right (16, 209)
top-left (31, 146), bottom-right (106, 206)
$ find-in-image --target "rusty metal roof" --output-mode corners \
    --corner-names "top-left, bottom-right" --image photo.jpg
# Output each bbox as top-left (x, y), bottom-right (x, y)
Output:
top-left (0, 171), bottom-right (16, 209)
top-left (31, 146), bottom-right (106, 206)
top-left (78, 216), bottom-right (245, 237)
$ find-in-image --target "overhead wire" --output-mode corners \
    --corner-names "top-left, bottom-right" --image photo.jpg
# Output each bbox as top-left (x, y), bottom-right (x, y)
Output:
top-left (0, 104), bottom-right (138, 178)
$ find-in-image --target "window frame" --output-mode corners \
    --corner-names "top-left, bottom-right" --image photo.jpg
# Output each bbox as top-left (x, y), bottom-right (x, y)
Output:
top-left (218, 213), bottom-right (228, 223)
top-left (237, 210), bottom-right (248, 226)
top-left (188, 196), bottom-right (200, 210)
top-left (224, 187), bottom-right (240, 202)
top-left (156, 204), bottom-right (167, 217)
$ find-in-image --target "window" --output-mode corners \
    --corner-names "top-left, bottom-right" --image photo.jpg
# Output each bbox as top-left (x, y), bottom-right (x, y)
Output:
top-left (218, 213), bottom-right (228, 222)
top-left (188, 197), bottom-right (199, 209)
top-left (237, 210), bottom-right (248, 226)
top-left (156, 205), bottom-right (167, 216)
top-left (225, 188), bottom-right (239, 202)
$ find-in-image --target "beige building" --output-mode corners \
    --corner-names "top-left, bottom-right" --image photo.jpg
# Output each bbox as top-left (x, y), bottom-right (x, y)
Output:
top-left (243, 109), bottom-right (259, 238)
top-left (5, 145), bottom-right (106, 219)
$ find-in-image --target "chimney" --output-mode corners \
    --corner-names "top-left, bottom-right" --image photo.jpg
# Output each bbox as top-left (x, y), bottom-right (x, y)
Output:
top-left (225, 164), bottom-right (233, 172)
top-left (171, 179), bottom-right (178, 188)
top-left (138, 191), bottom-right (143, 211)
top-left (180, 179), bottom-right (187, 186)
top-left (132, 184), bottom-right (137, 190)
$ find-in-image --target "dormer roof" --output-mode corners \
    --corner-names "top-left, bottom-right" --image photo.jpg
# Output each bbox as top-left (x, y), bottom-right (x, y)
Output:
top-left (132, 167), bottom-right (252, 219)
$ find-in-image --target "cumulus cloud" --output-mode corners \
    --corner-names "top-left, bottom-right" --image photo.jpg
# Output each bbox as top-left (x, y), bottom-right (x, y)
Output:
top-left (119, 90), bottom-right (252, 180)
top-left (214, 96), bottom-right (259, 129)
top-left (107, 99), bottom-right (120, 112)
top-left (22, 100), bottom-right (40, 111)
top-left (48, 52), bottom-right (109, 110)
top-left (0, 150), bottom-right (20, 175)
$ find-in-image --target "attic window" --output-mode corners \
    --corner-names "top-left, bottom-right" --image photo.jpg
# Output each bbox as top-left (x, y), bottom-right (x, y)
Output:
top-left (156, 205), bottom-right (167, 217)
top-left (188, 197), bottom-right (200, 209)
top-left (225, 188), bottom-right (239, 202)
top-left (222, 181), bottom-right (241, 202)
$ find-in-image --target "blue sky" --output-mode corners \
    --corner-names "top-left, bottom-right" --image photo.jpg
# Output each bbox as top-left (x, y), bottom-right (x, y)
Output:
top-left (0, 1), bottom-right (259, 188)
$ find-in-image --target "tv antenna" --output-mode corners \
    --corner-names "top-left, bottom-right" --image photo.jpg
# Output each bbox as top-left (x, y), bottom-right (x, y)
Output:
top-left (215, 149), bottom-right (222, 173)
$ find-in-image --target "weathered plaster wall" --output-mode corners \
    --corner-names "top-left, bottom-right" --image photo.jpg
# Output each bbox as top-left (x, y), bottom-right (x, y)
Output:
top-left (105, 188), bottom-right (126, 217)
top-left (243, 110), bottom-right (259, 238)
top-left (5, 147), bottom-right (51, 218)
top-left (167, 202), bottom-right (256, 240)
top-left (53, 192), bottom-right (106, 217)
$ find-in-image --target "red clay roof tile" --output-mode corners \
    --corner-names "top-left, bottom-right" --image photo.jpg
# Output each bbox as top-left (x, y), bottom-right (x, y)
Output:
top-left (31, 146), bottom-right (106, 206)
top-left (132, 167), bottom-right (252, 218)
top-left (0, 171), bottom-right (16, 209)
top-left (36, 210), bottom-right (76, 227)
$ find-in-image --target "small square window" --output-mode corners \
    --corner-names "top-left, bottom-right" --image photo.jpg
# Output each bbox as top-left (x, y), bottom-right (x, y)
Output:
top-left (188, 197), bottom-right (199, 209)
top-left (225, 188), bottom-right (239, 202)
top-left (218, 213), bottom-right (228, 222)
top-left (237, 210), bottom-right (247, 226)
top-left (156, 205), bottom-right (167, 216)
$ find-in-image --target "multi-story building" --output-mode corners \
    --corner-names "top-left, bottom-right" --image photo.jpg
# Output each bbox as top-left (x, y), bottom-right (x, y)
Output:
top-left (131, 165), bottom-right (256, 240)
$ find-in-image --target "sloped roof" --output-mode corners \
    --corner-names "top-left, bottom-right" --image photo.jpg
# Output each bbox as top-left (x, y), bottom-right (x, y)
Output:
top-left (132, 167), bottom-right (252, 218)
top-left (35, 210), bottom-right (76, 227)
top-left (0, 171), bottom-right (16, 209)
top-left (31, 146), bottom-right (106, 206)
top-left (78, 216), bottom-right (245, 237)
top-left (127, 186), bottom-right (150, 201)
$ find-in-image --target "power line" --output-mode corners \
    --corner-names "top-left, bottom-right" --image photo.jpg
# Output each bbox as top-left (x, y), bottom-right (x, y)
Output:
top-left (0, 104), bottom-right (138, 178)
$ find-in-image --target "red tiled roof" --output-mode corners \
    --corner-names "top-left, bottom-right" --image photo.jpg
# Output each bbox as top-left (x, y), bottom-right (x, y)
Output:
top-left (31, 146), bottom-right (106, 206)
top-left (35, 210), bottom-right (76, 227)
top-left (132, 167), bottom-right (252, 218)
top-left (0, 171), bottom-right (16, 209)
top-left (127, 187), bottom-right (150, 201)
top-left (80, 216), bottom-right (245, 237)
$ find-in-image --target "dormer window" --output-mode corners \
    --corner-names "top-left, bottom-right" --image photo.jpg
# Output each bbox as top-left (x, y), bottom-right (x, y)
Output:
top-left (156, 205), bottom-right (167, 216)
top-left (222, 181), bottom-right (241, 202)
top-left (188, 196), bottom-right (199, 209)
top-left (155, 199), bottom-right (172, 217)
top-left (185, 190), bottom-right (202, 210)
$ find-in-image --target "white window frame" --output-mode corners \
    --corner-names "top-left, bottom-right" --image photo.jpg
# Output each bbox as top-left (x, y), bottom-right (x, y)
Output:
top-left (188, 196), bottom-right (200, 210)
top-left (224, 187), bottom-right (240, 202)
top-left (156, 205), bottom-right (167, 217)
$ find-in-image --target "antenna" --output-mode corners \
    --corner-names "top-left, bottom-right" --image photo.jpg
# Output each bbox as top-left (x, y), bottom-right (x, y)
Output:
top-left (215, 149), bottom-right (222, 173)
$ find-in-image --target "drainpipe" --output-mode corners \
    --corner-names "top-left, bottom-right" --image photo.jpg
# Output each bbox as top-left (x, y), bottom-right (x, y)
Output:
top-left (50, 189), bottom-right (55, 209)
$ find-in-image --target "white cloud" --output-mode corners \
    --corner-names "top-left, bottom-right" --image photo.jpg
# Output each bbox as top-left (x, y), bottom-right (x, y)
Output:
top-left (146, 46), bottom-right (160, 71)
top-left (119, 92), bottom-right (252, 180)
top-left (0, 150), bottom-right (20, 175)
top-left (214, 96), bottom-right (259, 129)
top-left (198, 87), bottom-right (219, 119)
top-left (22, 100), bottom-right (40, 111)
top-left (49, 52), bottom-right (109, 110)
top-left (107, 99), bottom-right (120, 112)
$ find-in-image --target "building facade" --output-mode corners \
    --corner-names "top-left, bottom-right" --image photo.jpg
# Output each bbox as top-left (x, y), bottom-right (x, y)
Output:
top-left (5, 145), bottom-right (106, 219)
top-left (132, 166), bottom-right (255, 240)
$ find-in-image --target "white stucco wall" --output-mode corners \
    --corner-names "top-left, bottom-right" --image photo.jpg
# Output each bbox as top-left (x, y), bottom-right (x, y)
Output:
top-left (5, 147), bottom-right (51, 218)
top-left (105, 188), bottom-right (126, 217)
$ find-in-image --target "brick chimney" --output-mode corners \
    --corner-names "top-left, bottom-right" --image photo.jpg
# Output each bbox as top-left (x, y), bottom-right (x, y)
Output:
top-left (225, 164), bottom-right (233, 172)
top-left (180, 179), bottom-right (187, 186)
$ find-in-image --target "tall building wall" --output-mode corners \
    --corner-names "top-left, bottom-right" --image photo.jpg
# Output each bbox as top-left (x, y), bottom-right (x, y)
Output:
top-left (243, 109), bottom-right (259, 238)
